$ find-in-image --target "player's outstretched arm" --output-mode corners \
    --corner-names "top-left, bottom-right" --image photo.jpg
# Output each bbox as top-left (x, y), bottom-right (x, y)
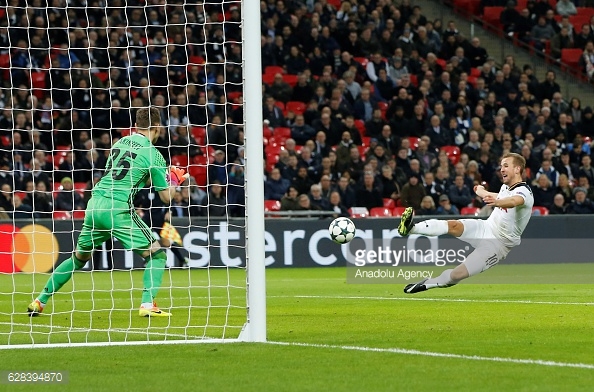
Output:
top-left (485, 195), bottom-right (525, 209)
top-left (158, 166), bottom-right (189, 204)
top-left (474, 184), bottom-right (498, 200)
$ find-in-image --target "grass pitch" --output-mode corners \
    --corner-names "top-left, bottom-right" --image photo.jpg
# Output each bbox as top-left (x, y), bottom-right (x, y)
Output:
top-left (1, 265), bottom-right (594, 391)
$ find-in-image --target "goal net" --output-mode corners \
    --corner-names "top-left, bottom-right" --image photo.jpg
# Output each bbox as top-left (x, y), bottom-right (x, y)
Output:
top-left (0, 0), bottom-right (265, 347)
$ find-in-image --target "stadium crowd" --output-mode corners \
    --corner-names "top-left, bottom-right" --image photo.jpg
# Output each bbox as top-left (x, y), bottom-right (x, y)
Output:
top-left (0, 0), bottom-right (594, 221)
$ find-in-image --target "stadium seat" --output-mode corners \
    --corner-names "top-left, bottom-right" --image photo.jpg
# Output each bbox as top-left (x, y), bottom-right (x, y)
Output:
top-left (227, 91), bottom-right (242, 102)
top-left (383, 198), bottom-right (395, 209)
top-left (441, 145), bottom-right (461, 165)
top-left (1, 136), bottom-right (10, 146)
top-left (461, 207), bottom-right (480, 216)
top-left (354, 119), bottom-right (366, 134)
top-left (72, 210), bottom-right (86, 220)
top-left (264, 65), bottom-right (284, 75)
top-left (532, 206), bottom-right (549, 216)
top-left (188, 55), bottom-right (205, 65)
top-left (483, 7), bottom-right (504, 32)
top-left (73, 182), bottom-right (87, 197)
top-left (282, 74), bottom-right (298, 87)
top-left (353, 57), bottom-right (369, 67)
top-left (264, 200), bottom-right (281, 212)
top-left (171, 155), bottom-right (189, 168)
top-left (94, 71), bottom-right (109, 83)
top-left (348, 207), bottom-right (369, 218)
top-left (274, 101), bottom-right (285, 112)
top-left (53, 211), bottom-right (72, 220)
top-left (361, 136), bottom-right (371, 146)
top-left (408, 136), bottom-right (420, 150)
top-left (267, 136), bottom-right (287, 147)
top-left (187, 164), bottom-right (207, 186)
top-left (285, 101), bottom-right (306, 115)
top-left (576, 7), bottom-right (594, 19)
top-left (262, 73), bottom-right (275, 86)
top-left (274, 127), bottom-right (292, 139)
top-left (561, 49), bottom-right (583, 76)
top-left (265, 144), bottom-right (284, 156)
top-left (392, 207), bottom-right (407, 217)
top-left (470, 68), bottom-right (481, 77)
top-left (369, 207), bottom-right (393, 217)
top-left (356, 145), bottom-right (369, 158)
top-left (191, 126), bottom-right (206, 145)
top-left (409, 74), bottom-right (418, 87)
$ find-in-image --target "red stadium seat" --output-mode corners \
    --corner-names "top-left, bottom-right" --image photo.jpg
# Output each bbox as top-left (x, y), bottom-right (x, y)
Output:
top-left (53, 211), bottom-right (72, 220)
top-left (285, 101), bottom-right (306, 115)
top-left (187, 164), bottom-right (207, 186)
top-left (369, 207), bottom-right (393, 217)
top-left (1, 136), bottom-right (10, 146)
top-left (274, 101), bottom-right (285, 112)
top-left (227, 91), bottom-right (242, 102)
top-left (72, 210), bottom-right (86, 220)
top-left (282, 74), bottom-right (298, 87)
top-left (354, 119), bottom-right (366, 134)
top-left (188, 56), bottom-right (205, 65)
top-left (274, 127), bottom-right (292, 139)
top-left (441, 146), bottom-right (461, 165)
top-left (262, 73), bottom-right (275, 86)
top-left (265, 144), bottom-right (285, 156)
top-left (383, 198), bottom-right (395, 209)
top-left (461, 207), bottom-right (480, 216)
top-left (356, 145), bottom-right (369, 158)
top-left (73, 182), bottom-right (87, 197)
top-left (408, 136), bottom-right (420, 150)
top-left (353, 57), bottom-right (369, 67)
top-left (191, 127), bottom-right (206, 144)
top-left (470, 68), bottom-right (481, 77)
top-left (561, 49), bottom-right (584, 76)
top-left (392, 207), bottom-right (407, 217)
top-left (532, 206), bottom-right (549, 216)
top-left (264, 65), bottom-right (284, 75)
top-left (171, 155), bottom-right (189, 168)
top-left (264, 200), bottom-right (281, 212)
top-left (348, 207), bottom-right (369, 218)
top-left (483, 7), bottom-right (504, 32)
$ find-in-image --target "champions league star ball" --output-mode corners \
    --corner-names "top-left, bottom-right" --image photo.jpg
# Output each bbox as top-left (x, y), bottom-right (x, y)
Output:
top-left (328, 217), bottom-right (356, 244)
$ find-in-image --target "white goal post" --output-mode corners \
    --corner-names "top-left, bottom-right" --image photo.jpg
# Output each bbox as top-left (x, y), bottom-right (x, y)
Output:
top-left (0, 0), bottom-right (265, 348)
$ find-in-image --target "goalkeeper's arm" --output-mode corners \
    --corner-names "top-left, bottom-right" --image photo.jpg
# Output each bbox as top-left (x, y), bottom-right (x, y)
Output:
top-left (158, 166), bottom-right (189, 204)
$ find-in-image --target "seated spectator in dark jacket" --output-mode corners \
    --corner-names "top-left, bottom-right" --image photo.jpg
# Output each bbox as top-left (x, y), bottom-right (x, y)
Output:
top-left (265, 168), bottom-right (290, 201)
top-left (328, 191), bottom-right (349, 218)
top-left (295, 193), bottom-right (321, 217)
top-left (208, 150), bottom-right (228, 185)
top-left (401, 174), bottom-right (426, 210)
top-left (425, 115), bottom-right (454, 150)
top-left (448, 175), bottom-right (473, 210)
top-left (549, 193), bottom-right (567, 214)
top-left (417, 196), bottom-right (438, 215)
top-left (566, 187), bottom-right (594, 214)
top-left (54, 177), bottom-right (86, 211)
top-left (292, 166), bottom-right (314, 195)
top-left (263, 96), bottom-right (286, 128)
top-left (355, 171), bottom-right (384, 210)
top-left (200, 182), bottom-right (228, 216)
top-left (291, 114), bottom-right (316, 145)
top-left (335, 176), bottom-right (357, 209)
top-left (436, 194), bottom-right (460, 215)
top-left (280, 186), bottom-right (300, 211)
top-left (309, 184), bottom-right (331, 211)
top-left (533, 175), bottom-right (556, 209)
top-left (11, 194), bottom-right (34, 219)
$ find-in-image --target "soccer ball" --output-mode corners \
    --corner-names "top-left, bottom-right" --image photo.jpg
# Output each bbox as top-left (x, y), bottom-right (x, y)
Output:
top-left (328, 217), bottom-right (356, 244)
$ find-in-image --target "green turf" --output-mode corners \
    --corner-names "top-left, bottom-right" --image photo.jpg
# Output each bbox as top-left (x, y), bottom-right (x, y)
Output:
top-left (1, 266), bottom-right (594, 391)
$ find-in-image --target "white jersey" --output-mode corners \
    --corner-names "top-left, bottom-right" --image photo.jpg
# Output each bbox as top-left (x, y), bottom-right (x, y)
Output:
top-left (486, 182), bottom-right (534, 247)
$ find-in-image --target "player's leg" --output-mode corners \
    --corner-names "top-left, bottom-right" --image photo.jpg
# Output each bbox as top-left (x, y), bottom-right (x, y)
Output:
top-left (403, 218), bottom-right (490, 294)
top-left (398, 207), bottom-right (464, 237)
top-left (114, 213), bottom-right (171, 317)
top-left (28, 207), bottom-right (109, 315)
top-left (160, 236), bottom-right (189, 268)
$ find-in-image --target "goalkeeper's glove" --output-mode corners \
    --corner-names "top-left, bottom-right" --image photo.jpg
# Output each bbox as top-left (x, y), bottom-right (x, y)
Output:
top-left (167, 166), bottom-right (189, 186)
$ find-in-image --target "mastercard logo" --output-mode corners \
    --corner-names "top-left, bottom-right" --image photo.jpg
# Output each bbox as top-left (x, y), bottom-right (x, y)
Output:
top-left (0, 224), bottom-right (60, 273)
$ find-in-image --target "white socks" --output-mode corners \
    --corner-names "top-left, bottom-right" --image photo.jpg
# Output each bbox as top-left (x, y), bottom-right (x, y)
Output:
top-left (141, 302), bottom-right (154, 309)
top-left (410, 219), bottom-right (449, 237)
top-left (425, 269), bottom-right (457, 288)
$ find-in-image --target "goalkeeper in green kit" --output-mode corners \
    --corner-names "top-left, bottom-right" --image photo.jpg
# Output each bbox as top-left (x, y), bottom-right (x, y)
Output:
top-left (28, 107), bottom-right (189, 317)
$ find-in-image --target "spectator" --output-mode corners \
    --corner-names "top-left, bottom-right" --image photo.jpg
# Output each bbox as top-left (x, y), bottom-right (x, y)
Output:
top-left (550, 27), bottom-right (573, 60)
top-left (335, 176), bottom-right (357, 209)
top-left (556, 0), bottom-right (577, 17)
top-left (309, 184), bottom-right (331, 211)
top-left (11, 194), bottom-right (33, 219)
top-left (549, 193), bottom-right (567, 214)
top-left (295, 193), bottom-right (321, 216)
top-left (292, 166), bottom-right (314, 195)
top-left (401, 174), bottom-right (426, 210)
top-left (262, 96), bottom-right (286, 128)
top-left (530, 16), bottom-right (556, 52)
top-left (555, 173), bottom-right (574, 204)
top-left (425, 115), bottom-right (454, 150)
top-left (208, 150), bottom-right (228, 185)
top-left (533, 174), bottom-right (556, 209)
top-left (448, 175), bottom-right (473, 210)
top-left (32, 181), bottom-right (54, 217)
top-left (265, 168), bottom-right (290, 201)
top-left (290, 114), bottom-right (316, 145)
top-left (54, 177), bottom-right (86, 211)
top-left (436, 194), bottom-right (459, 215)
top-left (268, 74), bottom-right (293, 103)
top-left (379, 165), bottom-right (401, 203)
top-left (577, 175), bottom-right (594, 201)
top-left (200, 182), bottom-right (228, 216)
top-left (567, 187), bottom-right (594, 214)
top-left (535, 159), bottom-right (559, 186)
top-left (328, 191), bottom-right (349, 218)
top-left (280, 186), bottom-right (300, 211)
top-left (355, 171), bottom-right (383, 210)
top-left (417, 195), bottom-right (438, 215)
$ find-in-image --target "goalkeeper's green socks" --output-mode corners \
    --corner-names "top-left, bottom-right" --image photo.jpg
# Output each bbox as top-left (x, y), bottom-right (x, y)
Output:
top-left (141, 249), bottom-right (167, 306)
top-left (37, 255), bottom-right (87, 304)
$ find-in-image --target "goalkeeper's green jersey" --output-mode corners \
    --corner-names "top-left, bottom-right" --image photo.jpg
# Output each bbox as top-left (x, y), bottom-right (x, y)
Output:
top-left (93, 133), bottom-right (169, 207)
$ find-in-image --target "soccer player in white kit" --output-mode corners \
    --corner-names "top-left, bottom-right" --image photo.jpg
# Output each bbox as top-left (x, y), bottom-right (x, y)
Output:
top-left (398, 153), bottom-right (534, 294)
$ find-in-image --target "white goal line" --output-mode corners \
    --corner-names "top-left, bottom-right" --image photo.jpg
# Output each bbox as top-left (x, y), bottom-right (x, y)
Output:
top-left (267, 341), bottom-right (594, 370)
top-left (275, 295), bottom-right (594, 306)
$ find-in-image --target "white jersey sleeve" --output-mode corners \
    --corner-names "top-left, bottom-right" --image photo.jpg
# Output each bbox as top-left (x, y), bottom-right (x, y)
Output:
top-left (486, 182), bottom-right (534, 247)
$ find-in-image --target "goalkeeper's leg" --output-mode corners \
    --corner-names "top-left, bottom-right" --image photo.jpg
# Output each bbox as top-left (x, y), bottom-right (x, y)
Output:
top-left (28, 251), bottom-right (91, 316)
top-left (137, 245), bottom-right (171, 317)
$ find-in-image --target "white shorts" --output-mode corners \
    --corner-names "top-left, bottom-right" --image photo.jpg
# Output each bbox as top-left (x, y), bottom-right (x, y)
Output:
top-left (458, 219), bottom-right (511, 276)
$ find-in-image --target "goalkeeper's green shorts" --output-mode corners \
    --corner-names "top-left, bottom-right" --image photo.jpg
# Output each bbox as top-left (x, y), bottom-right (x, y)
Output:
top-left (76, 196), bottom-right (157, 254)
